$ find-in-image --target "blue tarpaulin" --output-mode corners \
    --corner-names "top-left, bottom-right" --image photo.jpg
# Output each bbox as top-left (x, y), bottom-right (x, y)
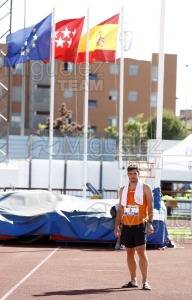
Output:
top-left (0, 190), bottom-right (169, 246)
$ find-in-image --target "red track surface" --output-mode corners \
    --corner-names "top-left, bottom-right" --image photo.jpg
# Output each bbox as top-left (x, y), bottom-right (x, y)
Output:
top-left (0, 239), bottom-right (192, 300)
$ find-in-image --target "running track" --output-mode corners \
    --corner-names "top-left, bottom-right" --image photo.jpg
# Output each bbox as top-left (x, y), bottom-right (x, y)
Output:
top-left (0, 239), bottom-right (192, 300)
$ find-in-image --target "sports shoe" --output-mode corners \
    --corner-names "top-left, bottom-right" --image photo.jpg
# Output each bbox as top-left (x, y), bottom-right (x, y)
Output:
top-left (142, 282), bottom-right (151, 290)
top-left (114, 244), bottom-right (121, 250)
top-left (122, 281), bottom-right (138, 288)
top-left (120, 244), bottom-right (126, 250)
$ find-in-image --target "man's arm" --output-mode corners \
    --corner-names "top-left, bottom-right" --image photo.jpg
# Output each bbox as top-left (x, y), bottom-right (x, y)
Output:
top-left (144, 183), bottom-right (154, 235)
top-left (114, 187), bottom-right (123, 237)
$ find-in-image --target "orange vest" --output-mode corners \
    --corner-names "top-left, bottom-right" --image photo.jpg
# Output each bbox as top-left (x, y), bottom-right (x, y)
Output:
top-left (122, 188), bottom-right (148, 226)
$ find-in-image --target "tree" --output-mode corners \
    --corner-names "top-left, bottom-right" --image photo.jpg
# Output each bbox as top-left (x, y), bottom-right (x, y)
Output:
top-left (124, 113), bottom-right (148, 140)
top-left (147, 110), bottom-right (188, 140)
top-left (123, 113), bottom-right (148, 160)
top-left (104, 126), bottom-right (118, 139)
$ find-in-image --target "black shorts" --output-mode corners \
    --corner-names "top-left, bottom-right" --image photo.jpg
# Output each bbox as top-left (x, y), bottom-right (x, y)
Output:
top-left (121, 223), bottom-right (147, 248)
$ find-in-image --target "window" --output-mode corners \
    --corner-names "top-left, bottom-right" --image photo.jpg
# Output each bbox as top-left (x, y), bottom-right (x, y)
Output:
top-left (0, 57), bottom-right (3, 68)
top-left (11, 113), bottom-right (21, 128)
top-left (150, 92), bottom-right (157, 107)
top-left (33, 84), bottom-right (50, 113)
top-left (109, 90), bottom-right (118, 101)
top-left (63, 62), bottom-right (73, 72)
top-left (63, 88), bottom-right (73, 98)
top-left (12, 64), bottom-right (23, 75)
top-left (90, 126), bottom-right (97, 133)
top-left (129, 65), bottom-right (139, 76)
top-left (127, 116), bottom-right (136, 122)
top-left (31, 61), bottom-right (44, 77)
top-left (36, 111), bottom-right (49, 115)
top-left (128, 91), bottom-right (138, 102)
top-left (108, 117), bottom-right (117, 127)
top-left (36, 84), bottom-right (50, 89)
top-left (110, 64), bottom-right (119, 75)
top-left (12, 86), bottom-right (22, 102)
top-left (88, 100), bottom-right (97, 108)
top-left (89, 73), bottom-right (97, 80)
top-left (151, 65), bottom-right (158, 81)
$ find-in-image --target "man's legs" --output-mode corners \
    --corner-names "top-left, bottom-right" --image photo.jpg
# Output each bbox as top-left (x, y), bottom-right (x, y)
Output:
top-left (114, 235), bottom-right (121, 249)
top-left (126, 247), bottom-right (137, 285)
top-left (136, 244), bottom-right (149, 284)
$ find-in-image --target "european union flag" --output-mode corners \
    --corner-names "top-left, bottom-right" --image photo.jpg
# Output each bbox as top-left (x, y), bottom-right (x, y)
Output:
top-left (4, 13), bottom-right (52, 67)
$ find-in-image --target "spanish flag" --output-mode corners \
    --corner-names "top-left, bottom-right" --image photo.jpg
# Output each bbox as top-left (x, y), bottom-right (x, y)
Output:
top-left (76, 14), bottom-right (119, 63)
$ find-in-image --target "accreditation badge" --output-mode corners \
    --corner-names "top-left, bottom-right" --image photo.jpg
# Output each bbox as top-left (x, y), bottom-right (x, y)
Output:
top-left (124, 205), bottom-right (139, 216)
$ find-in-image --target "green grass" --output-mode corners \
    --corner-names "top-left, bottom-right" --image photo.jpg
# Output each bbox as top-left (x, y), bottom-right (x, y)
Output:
top-left (167, 215), bottom-right (191, 221)
top-left (168, 228), bottom-right (192, 239)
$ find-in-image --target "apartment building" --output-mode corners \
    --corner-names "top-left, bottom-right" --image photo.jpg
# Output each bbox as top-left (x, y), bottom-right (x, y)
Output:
top-left (0, 50), bottom-right (177, 136)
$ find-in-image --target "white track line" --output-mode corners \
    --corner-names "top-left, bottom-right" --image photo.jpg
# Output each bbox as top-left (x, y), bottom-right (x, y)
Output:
top-left (0, 246), bottom-right (60, 300)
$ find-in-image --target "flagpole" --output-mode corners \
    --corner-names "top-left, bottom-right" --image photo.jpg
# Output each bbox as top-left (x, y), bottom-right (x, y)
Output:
top-left (21, 0), bottom-right (26, 135)
top-left (119, 7), bottom-right (124, 188)
top-left (155, 0), bottom-right (165, 188)
top-left (82, 8), bottom-right (89, 199)
top-left (48, 8), bottom-right (55, 191)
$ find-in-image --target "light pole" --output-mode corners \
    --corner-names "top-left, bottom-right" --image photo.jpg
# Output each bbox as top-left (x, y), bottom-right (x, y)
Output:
top-left (185, 65), bottom-right (189, 128)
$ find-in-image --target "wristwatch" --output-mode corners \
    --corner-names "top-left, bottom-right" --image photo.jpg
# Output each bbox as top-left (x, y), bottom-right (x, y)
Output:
top-left (148, 220), bottom-right (153, 225)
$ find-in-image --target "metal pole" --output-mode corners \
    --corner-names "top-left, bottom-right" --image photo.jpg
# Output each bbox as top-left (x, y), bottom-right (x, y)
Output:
top-left (82, 8), bottom-right (89, 199)
top-left (155, 0), bottom-right (166, 188)
top-left (28, 135), bottom-right (32, 188)
top-left (118, 6), bottom-right (124, 188)
top-left (20, 0), bottom-right (26, 135)
top-left (185, 65), bottom-right (189, 129)
top-left (63, 136), bottom-right (67, 192)
top-left (48, 9), bottom-right (55, 191)
top-left (99, 138), bottom-right (103, 191)
top-left (6, 0), bottom-right (13, 166)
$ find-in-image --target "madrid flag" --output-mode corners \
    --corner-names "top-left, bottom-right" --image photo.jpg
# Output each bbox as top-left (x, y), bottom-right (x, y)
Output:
top-left (77, 14), bottom-right (119, 63)
top-left (54, 17), bottom-right (85, 63)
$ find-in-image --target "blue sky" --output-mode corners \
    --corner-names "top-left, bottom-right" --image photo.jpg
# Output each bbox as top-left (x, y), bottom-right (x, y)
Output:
top-left (3, 0), bottom-right (192, 114)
